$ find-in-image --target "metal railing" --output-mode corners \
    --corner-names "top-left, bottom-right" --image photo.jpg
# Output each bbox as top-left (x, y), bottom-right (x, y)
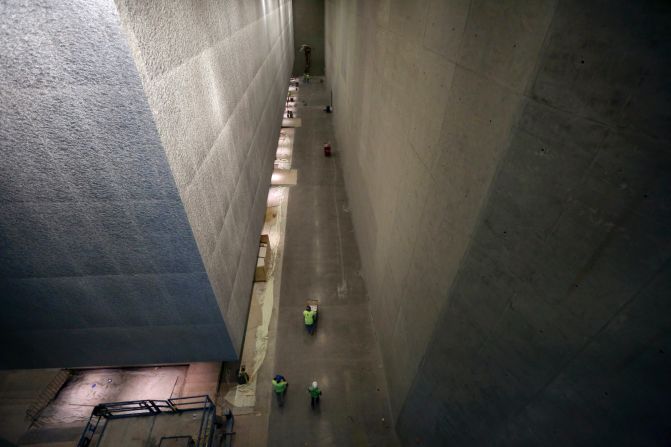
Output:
top-left (77, 395), bottom-right (216, 447)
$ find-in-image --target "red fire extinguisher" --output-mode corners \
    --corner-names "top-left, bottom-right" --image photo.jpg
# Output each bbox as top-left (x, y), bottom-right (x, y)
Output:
top-left (323, 143), bottom-right (332, 157)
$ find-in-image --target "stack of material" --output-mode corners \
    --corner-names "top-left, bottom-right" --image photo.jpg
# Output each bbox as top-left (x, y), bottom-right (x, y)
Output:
top-left (254, 235), bottom-right (271, 282)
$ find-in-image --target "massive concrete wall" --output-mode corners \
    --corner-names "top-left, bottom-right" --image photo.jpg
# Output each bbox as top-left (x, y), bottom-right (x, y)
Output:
top-left (326, 0), bottom-right (547, 416)
top-left (0, 0), bottom-right (292, 368)
top-left (326, 0), bottom-right (671, 444)
top-left (292, 0), bottom-right (325, 75)
top-left (114, 0), bottom-right (294, 355)
top-left (0, 0), bottom-right (229, 368)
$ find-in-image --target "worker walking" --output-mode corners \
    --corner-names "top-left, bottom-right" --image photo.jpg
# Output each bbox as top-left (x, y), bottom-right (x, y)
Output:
top-left (307, 381), bottom-right (322, 409)
top-left (272, 374), bottom-right (288, 407)
top-left (303, 305), bottom-right (317, 335)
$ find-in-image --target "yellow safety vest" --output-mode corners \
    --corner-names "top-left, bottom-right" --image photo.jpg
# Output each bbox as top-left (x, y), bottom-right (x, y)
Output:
top-left (303, 309), bottom-right (316, 325)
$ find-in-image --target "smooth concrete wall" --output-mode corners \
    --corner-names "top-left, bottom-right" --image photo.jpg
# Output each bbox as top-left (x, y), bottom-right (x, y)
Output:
top-left (326, 0), bottom-right (671, 444)
top-left (292, 0), bottom-right (325, 75)
top-left (113, 0), bottom-right (294, 355)
top-left (0, 0), bottom-right (233, 368)
top-left (326, 0), bottom-right (545, 415)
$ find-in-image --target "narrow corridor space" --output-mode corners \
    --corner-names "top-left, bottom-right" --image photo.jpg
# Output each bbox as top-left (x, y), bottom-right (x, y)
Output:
top-left (267, 79), bottom-right (399, 446)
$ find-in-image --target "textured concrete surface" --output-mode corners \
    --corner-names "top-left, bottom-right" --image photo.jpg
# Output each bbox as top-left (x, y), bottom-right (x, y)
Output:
top-left (1, 0), bottom-right (293, 368)
top-left (0, 0), bottom-right (233, 368)
top-left (326, 0), bottom-right (671, 444)
top-left (115, 0), bottom-right (294, 354)
top-left (292, 0), bottom-right (325, 75)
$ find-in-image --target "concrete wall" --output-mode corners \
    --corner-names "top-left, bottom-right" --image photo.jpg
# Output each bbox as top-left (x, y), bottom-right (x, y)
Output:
top-left (292, 0), bottom-right (324, 75)
top-left (326, 0), bottom-right (671, 444)
top-left (0, 0), bottom-right (293, 368)
top-left (114, 0), bottom-right (294, 355)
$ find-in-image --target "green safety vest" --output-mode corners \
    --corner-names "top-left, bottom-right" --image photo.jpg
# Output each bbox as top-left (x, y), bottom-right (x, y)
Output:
top-left (272, 379), bottom-right (287, 393)
top-left (309, 386), bottom-right (321, 398)
top-left (303, 309), bottom-right (316, 325)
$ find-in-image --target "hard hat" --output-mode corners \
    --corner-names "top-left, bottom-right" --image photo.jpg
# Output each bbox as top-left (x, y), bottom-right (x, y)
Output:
top-left (312, 381), bottom-right (318, 388)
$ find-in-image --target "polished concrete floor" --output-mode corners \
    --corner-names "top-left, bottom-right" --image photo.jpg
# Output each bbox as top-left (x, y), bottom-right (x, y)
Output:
top-left (267, 78), bottom-right (399, 446)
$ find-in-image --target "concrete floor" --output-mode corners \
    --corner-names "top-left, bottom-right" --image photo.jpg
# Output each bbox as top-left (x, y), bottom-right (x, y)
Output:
top-left (95, 409), bottom-right (210, 447)
top-left (0, 364), bottom-right (220, 446)
top-left (37, 366), bottom-right (188, 426)
top-left (266, 78), bottom-right (399, 446)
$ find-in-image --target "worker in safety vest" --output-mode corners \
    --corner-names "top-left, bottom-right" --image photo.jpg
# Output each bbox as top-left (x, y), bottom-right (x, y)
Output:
top-left (303, 305), bottom-right (317, 335)
top-left (272, 374), bottom-right (288, 407)
top-left (307, 381), bottom-right (322, 409)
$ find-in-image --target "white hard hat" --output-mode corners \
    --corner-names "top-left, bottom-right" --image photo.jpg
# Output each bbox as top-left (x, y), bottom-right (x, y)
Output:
top-left (312, 381), bottom-right (318, 388)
